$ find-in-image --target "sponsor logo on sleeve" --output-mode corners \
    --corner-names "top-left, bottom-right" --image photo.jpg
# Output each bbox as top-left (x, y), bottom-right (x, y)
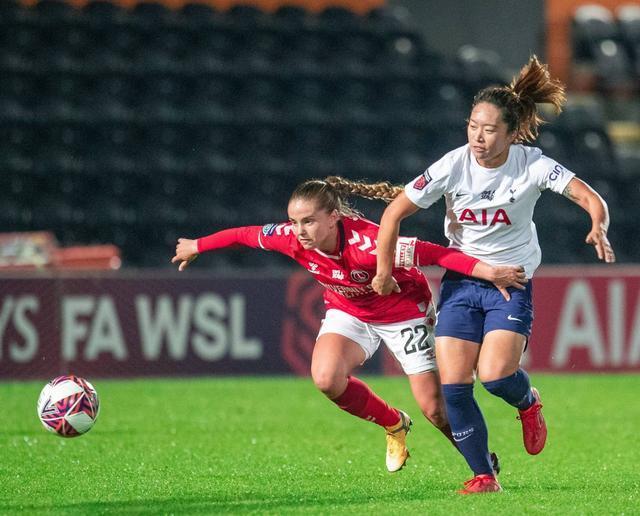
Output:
top-left (549, 164), bottom-right (564, 181)
top-left (262, 223), bottom-right (278, 236)
top-left (412, 171), bottom-right (432, 191)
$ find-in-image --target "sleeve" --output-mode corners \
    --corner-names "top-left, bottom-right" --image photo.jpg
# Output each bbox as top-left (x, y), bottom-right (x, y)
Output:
top-left (404, 152), bottom-right (453, 209)
top-left (196, 223), bottom-right (296, 255)
top-left (394, 237), bottom-right (479, 275)
top-left (196, 226), bottom-right (262, 253)
top-left (530, 152), bottom-right (576, 194)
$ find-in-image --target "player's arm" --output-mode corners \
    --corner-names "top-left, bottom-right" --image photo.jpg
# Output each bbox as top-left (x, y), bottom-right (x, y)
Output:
top-left (171, 226), bottom-right (263, 271)
top-left (412, 240), bottom-right (527, 300)
top-left (372, 192), bottom-right (420, 295)
top-left (562, 177), bottom-right (616, 263)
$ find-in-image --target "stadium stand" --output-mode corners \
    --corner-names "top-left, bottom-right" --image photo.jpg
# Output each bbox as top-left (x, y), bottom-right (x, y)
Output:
top-left (1, 0), bottom-right (638, 268)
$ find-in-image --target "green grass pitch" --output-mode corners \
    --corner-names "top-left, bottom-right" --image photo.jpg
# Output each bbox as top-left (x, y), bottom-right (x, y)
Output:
top-left (2, 374), bottom-right (639, 514)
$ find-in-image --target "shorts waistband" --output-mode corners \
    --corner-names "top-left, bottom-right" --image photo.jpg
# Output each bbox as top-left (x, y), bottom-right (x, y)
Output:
top-left (443, 270), bottom-right (495, 287)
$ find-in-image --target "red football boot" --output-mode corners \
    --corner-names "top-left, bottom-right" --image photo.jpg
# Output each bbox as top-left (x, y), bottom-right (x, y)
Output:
top-left (517, 387), bottom-right (547, 455)
top-left (458, 474), bottom-right (502, 495)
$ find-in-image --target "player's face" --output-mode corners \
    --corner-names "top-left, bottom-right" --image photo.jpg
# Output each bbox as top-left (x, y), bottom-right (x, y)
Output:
top-left (467, 102), bottom-right (516, 168)
top-left (288, 198), bottom-right (339, 252)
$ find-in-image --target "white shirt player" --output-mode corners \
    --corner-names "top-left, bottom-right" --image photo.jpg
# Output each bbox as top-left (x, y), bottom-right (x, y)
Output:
top-left (405, 143), bottom-right (575, 278)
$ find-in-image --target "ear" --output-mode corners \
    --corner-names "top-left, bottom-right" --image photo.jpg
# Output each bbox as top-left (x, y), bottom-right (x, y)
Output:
top-left (329, 209), bottom-right (340, 227)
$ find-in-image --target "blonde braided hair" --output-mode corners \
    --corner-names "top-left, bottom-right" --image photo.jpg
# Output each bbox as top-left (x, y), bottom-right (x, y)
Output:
top-left (289, 176), bottom-right (403, 217)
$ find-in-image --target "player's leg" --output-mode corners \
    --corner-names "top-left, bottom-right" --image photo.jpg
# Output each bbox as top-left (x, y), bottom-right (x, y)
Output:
top-left (312, 310), bottom-right (401, 428)
top-left (437, 337), bottom-right (501, 493)
top-left (477, 281), bottom-right (546, 455)
top-left (407, 370), bottom-right (501, 474)
top-left (478, 331), bottom-right (546, 455)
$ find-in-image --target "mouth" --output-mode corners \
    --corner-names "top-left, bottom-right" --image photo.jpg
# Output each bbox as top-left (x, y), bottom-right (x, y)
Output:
top-left (472, 146), bottom-right (486, 153)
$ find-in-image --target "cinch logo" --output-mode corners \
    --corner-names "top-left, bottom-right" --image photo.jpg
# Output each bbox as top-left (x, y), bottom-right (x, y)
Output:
top-left (459, 208), bottom-right (512, 226)
top-left (549, 163), bottom-right (564, 181)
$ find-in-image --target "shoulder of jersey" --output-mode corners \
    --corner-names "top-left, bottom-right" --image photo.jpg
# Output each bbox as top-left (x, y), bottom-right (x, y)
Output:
top-left (517, 144), bottom-right (543, 161)
top-left (343, 217), bottom-right (379, 255)
top-left (437, 144), bottom-right (469, 174)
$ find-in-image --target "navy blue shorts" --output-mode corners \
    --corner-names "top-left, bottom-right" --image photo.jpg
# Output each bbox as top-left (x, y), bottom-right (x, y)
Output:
top-left (435, 271), bottom-right (534, 344)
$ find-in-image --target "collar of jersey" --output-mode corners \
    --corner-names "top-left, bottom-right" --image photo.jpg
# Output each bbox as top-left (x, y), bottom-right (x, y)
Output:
top-left (470, 144), bottom-right (514, 174)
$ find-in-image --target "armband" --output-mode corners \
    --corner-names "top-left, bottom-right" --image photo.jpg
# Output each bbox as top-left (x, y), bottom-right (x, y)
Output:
top-left (394, 237), bottom-right (417, 268)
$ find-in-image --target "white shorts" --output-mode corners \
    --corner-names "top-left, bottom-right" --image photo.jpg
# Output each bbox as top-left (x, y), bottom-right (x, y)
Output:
top-left (317, 307), bottom-right (437, 375)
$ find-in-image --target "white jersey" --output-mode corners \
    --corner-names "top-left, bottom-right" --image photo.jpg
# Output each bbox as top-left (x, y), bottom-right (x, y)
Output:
top-left (405, 144), bottom-right (575, 277)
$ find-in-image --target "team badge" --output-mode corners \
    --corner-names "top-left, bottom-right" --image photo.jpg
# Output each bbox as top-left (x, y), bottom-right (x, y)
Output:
top-left (350, 270), bottom-right (370, 283)
top-left (412, 171), bottom-right (432, 191)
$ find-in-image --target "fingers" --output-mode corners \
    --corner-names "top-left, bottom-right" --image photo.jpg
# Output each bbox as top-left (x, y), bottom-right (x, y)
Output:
top-left (587, 231), bottom-right (616, 263)
top-left (393, 282), bottom-right (401, 293)
top-left (178, 260), bottom-right (189, 272)
top-left (498, 286), bottom-right (511, 301)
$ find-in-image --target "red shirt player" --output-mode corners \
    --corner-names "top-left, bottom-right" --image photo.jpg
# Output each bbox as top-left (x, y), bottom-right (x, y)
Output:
top-left (172, 176), bottom-right (526, 473)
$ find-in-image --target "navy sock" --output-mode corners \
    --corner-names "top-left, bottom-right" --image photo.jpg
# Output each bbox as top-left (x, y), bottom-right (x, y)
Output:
top-left (482, 368), bottom-right (535, 410)
top-left (441, 383), bottom-right (493, 476)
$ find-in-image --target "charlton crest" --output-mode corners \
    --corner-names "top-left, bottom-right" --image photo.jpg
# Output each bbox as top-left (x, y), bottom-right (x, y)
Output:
top-left (350, 270), bottom-right (370, 283)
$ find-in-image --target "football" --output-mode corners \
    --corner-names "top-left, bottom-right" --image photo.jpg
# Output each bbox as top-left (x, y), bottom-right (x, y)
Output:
top-left (37, 375), bottom-right (100, 437)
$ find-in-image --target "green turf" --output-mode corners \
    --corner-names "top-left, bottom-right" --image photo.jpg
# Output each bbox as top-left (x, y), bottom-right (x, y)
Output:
top-left (1, 374), bottom-right (639, 515)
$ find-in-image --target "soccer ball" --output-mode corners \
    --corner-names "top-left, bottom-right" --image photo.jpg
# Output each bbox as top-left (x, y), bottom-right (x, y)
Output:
top-left (37, 375), bottom-right (100, 437)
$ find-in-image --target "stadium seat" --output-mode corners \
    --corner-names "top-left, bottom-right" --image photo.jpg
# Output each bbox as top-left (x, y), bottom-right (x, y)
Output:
top-left (456, 45), bottom-right (509, 88)
top-left (573, 5), bottom-right (620, 60)
top-left (130, 1), bottom-right (175, 27)
top-left (329, 78), bottom-right (379, 122)
top-left (557, 100), bottom-right (607, 131)
top-left (377, 32), bottom-right (427, 72)
top-left (617, 5), bottom-right (640, 75)
top-left (366, 6), bottom-right (410, 28)
top-left (82, 0), bottom-right (125, 22)
top-left (33, 0), bottom-right (79, 22)
top-left (236, 77), bottom-right (285, 120)
top-left (571, 129), bottom-right (619, 179)
top-left (537, 127), bottom-right (574, 167)
top-left (287, 78), bottom-right (330, 122)
top-left (0, 0), bottom-right (22, 19)
top-left (227, 4), bottom-right (268, 24)
top-left (185, 76), bottom-right (237, 122)
top-left (318, 6), bottom-right (360, 27)
top-left (273, 5), bottom-right (308, 26)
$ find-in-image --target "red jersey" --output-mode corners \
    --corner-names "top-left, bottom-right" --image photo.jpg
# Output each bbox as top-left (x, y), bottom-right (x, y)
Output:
top-left (197, 216), bottom-right (479, 324)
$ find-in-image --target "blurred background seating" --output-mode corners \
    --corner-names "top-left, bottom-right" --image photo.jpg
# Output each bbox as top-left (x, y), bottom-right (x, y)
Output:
top-left (1, 0), bottom-right (638, 268)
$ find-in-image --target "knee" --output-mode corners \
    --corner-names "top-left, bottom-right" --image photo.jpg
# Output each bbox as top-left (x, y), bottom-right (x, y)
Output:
top-left (441, 382), bottom-right (474, 405)
top-left (478, 366), bottom-right (518, 384)
top-left (419, 402), bottom-right (448, 429)
top-left (311, 366), bottom-right (344, 397)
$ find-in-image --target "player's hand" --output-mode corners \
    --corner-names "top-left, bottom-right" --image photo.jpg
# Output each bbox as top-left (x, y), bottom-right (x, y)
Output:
top-left (171, 238), bottom-right (199, 271)
top-left (586, 226), bottom-right (616, 263)
top-left (371, 273), bottom-right (401, 295)
top-left (490, 265), bottom-right (527, 301)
